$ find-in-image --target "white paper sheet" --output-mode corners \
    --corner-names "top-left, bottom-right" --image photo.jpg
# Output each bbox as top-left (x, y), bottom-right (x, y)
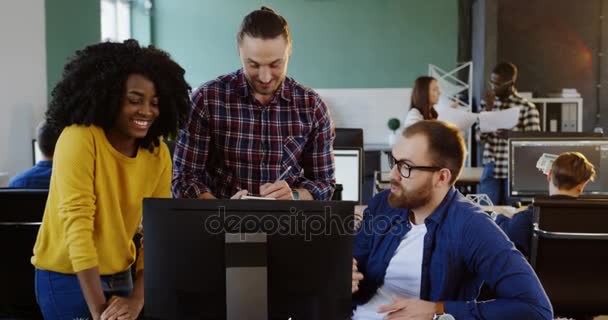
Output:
top-left (436, 106), bottom-right (479, 130)
top-left (479, 107), bottom-right (521, 132)
top-left (536, 153), bottom-right (558, 175)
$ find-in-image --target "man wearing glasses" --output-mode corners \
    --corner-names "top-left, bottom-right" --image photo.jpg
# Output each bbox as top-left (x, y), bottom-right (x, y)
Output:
top-left (476, 62), bottom-right (541, 205)
top-left (351, 120), bottom-right (552, 320)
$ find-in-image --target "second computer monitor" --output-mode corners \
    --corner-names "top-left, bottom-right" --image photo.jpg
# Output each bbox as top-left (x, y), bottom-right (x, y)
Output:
top-left (509, 137), bottom-right (608, 197)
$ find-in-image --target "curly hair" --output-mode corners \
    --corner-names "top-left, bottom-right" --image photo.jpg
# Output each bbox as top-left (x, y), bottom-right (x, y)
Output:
top-left (46, 39), bottom-right (191, 152)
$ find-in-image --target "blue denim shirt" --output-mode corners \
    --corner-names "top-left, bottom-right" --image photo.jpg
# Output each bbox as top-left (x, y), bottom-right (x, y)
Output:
top-left (8, 160), bottom-right (52, 189)
top-left (496, 195), bottom-right (576, 257)
top-left (495, 207), bottom-right (533, 257)
top-left (353, 188), bottom-right (553, 319)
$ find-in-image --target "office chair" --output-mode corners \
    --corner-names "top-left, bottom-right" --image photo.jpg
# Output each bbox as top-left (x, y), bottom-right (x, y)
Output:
top-left (530, 197), bottom-right (608, 316)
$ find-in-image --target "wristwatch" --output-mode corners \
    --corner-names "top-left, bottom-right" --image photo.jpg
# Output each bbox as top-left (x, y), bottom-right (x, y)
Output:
top-left (433, 302), bottom-right (455, 320)
top-left (291, 189), bottom-right (300, 200)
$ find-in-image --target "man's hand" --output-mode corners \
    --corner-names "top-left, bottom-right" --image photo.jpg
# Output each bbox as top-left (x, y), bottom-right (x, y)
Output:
top-left (198, 192), bottom-right (217, 200)
top-left (485, 90), bottom-right (496, 111)
top-left (100, 296), bottom-right (143, 320)
top-left (259, 181), bottom-right (293, 200)
top-left (230, 189), bottom-right (249, 199)
top-left (352, 258), bottom-right (364, 293)
top-left (377, 296), bottom-right (436, 320)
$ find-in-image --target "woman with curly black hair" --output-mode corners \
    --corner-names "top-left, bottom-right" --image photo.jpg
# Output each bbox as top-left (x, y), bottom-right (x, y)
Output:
top-left (31, 39), bottom-right (190, 320)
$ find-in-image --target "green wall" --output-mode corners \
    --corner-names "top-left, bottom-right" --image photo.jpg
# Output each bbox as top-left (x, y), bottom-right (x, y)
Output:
top-left (151, 0), bottom-right (458, 89)
top-left (131, 0), bottom-right (151, 46)
top-left (45, 0), bottom-right (100, 97)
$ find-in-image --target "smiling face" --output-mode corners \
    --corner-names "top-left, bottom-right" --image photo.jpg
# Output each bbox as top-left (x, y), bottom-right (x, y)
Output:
top-left (239, 34), bottom-right (290, 104)
top-left (110, 73), bottom-right (159, 144)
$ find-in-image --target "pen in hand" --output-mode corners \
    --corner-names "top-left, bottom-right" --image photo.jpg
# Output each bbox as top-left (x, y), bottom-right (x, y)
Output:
top-left (276, 165), bottom-right (292, 182)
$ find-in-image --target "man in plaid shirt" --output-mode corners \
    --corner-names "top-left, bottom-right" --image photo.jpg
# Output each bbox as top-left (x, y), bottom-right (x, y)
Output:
top-left (172, 7), bottom-right (335, 200)
top-left (476, 62), bottom-right (540, 205)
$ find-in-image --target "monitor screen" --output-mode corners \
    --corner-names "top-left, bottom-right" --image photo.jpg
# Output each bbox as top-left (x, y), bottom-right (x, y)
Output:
top-left (509, 138), bottom-right (608, 197)
top-left (143, 199), bottom-right (356, 320)
top-left (32, 139), bottom-right (43, 165)
top-left (334, 148), bottom-right (362, 202)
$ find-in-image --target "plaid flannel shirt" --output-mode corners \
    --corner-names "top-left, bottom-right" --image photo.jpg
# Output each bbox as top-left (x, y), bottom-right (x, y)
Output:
top-left (476, 93), bottom-right (541, 179)
top-left (172, 69), bottom-right (336, 200)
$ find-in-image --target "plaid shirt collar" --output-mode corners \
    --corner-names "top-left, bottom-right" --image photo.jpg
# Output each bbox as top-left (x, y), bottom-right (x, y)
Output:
top-left (496, 92), bottom-right (525, 108)
top-left (235, 69), bottom-right (293, 104)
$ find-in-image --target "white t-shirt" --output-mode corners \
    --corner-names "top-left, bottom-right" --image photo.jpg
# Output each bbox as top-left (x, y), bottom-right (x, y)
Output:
top-left (403, 108), bottom-right (424, 129)
top-left (352, 221), bottom-right (427, 320)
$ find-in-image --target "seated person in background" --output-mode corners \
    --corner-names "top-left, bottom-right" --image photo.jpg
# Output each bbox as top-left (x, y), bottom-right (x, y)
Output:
top-left (403, 76), bottom-right (441, 128)
top-left (496, 152), bottom-right (596, 257)
top-left (8, 120), bottom-right (60, 188)
top-left (351, 120), bottom-right (552, 319)
top-left (31, 39), bottom-right (190, 320)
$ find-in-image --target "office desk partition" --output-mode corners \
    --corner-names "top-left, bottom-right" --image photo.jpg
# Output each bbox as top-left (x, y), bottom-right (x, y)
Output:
top-left (374, 167), bottom-right (483, 194)
top-left (0, 189), bottom-right (47, 318)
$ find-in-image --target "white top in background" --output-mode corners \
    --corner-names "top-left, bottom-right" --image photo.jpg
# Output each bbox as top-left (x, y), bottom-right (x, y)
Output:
top-left (403, 107), bottom-right (424, 129)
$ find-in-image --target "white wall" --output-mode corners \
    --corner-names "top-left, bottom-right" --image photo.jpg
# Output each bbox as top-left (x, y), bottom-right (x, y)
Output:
top-left (315, 88), bottom-right (412, 145)
top-left (0, 0), bottom-right (47, 186)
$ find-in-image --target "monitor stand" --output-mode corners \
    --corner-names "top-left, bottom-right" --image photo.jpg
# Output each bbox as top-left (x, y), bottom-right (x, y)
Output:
top-left (225, 233), bottom-right (268, 320)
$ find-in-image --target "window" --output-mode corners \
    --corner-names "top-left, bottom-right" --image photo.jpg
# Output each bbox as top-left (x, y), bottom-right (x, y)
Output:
top-left (101, 0), bottom-right (131, 42)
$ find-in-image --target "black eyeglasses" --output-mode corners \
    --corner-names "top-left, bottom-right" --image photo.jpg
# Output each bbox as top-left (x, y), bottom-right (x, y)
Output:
top-left (488, 79), bottom-right (513, 89)
top-left (388, 154), bottom-right (442, 179)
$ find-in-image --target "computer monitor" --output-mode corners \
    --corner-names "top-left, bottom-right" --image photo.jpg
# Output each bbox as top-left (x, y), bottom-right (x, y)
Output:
top-left (0, 189), bottom-right (47, 318)
top-left (143, 199), bottom-right (356, 320)
top-left (32, 139), bottom-right (43, 165)
top-left (334, 128), bottom-right (364, 149)
top-left (509, 137), bottom-right (608, 197)
top-left (334, 147), bottom-right (363, 203)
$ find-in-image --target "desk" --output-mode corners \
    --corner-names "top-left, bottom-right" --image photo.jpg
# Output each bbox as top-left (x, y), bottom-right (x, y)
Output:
top-left (353, 205), bottom-right (525, 226)
top-left (457, 167), bottom-right (484, 186)
top-left (480, 205), bottom-right (528, 218)
top-left (374, 167), bottom-right (484, 194)
top-left (0, 172), bottom-right (9, 187)
top-left (364, 144), bottom-right (392, 152)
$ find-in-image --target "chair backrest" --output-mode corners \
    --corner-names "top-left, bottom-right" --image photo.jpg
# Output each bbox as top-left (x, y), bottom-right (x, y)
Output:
top-left (0, 189), bottom-right (47, 318)
top-left (530, 196), bottom-right (608, 315)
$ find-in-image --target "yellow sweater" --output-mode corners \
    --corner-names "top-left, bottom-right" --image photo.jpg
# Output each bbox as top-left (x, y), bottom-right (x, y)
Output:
top-left (32, 125), bottom-right (171, 275)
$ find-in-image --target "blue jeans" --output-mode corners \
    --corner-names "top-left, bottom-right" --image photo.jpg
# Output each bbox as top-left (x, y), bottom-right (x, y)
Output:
top-left (479, 162), bottom-right (510, 205)
top-left (35, 269), bottom-right (133, 320)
